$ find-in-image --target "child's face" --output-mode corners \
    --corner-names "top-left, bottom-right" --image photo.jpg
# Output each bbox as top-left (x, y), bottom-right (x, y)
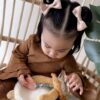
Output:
top-left (41, 27), bottom-right (76, 59)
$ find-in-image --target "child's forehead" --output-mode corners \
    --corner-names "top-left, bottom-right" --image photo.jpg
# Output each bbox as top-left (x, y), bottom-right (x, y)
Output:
top-left (43, 18), bottom-right (77, 38)
top-left (41, 29), bottom-right (76, 50)
top-left (43, 24), bottom-right (76, 40)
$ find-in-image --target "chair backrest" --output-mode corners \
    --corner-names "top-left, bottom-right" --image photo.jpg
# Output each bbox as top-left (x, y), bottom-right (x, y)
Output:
top-left (0, 0), bottom-right (100, 88)
top-left (0, 0), bottom-right (41, 66)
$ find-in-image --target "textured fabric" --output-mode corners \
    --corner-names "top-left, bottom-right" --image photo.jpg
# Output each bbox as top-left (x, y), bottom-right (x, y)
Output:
top-left (0, 34), bottom-right (82, 79)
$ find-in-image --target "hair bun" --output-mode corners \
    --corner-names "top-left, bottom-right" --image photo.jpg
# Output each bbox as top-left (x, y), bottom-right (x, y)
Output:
top-left (81, 6), bottom-right (92, 25)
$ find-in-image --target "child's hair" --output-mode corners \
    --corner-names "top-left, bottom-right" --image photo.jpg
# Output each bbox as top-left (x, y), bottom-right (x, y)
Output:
top-left (36, 0), bottom-right (92, 54)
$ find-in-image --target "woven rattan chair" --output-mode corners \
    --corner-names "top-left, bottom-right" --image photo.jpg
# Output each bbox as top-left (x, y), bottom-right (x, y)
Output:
top-left (0, 0), bottom-right (100, 99)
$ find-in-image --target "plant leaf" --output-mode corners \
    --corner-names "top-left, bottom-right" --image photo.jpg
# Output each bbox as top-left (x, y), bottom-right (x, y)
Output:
top-left (84, 39), bottom-right (100, 63)
top-left (95, 63), bottom-right (100, 75)
top-left (85, 5), bottom-right (100, 39)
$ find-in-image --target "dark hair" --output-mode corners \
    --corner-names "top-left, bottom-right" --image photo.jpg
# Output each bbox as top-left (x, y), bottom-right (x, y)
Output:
top-left (36, 0), bottom-right (92, 54)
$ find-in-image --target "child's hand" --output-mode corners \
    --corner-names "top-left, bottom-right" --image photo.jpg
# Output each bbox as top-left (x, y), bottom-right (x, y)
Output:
top-left (18, 74), bottom-right (36, 90)
top-left (65, 73), bottom-right (83, 95)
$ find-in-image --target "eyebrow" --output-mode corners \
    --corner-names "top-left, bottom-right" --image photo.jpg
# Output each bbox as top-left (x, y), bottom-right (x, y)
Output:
top-left (44, 42), bottom-right (70, 51)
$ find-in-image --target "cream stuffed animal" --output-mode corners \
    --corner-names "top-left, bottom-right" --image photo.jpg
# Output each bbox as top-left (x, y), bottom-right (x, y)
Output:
top-left (7, 73), bottom-right (67, 100)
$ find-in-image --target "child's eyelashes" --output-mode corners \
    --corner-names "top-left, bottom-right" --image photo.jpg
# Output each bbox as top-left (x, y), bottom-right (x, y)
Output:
top-left (45, 43), bottom-right (51, 48)
top-left (44, 42), bottom-right (70, 53)
top-left (56, 49), bottom-right (70, 53)
top-left (57, 50), bottom-right (67, 53)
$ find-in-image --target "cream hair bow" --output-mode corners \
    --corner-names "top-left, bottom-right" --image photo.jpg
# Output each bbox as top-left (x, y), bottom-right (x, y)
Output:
top-left (41, 0), bottom-right (62, 15)
top-left (72, 6), bottom-right (87, 31)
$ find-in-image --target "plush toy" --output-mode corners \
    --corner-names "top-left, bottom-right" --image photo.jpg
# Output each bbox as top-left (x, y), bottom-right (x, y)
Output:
top-left (7, 73), bottom-right (67, 100)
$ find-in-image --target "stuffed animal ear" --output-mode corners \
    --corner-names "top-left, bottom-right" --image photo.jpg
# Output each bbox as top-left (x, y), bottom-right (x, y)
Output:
top-left (39, 73), bottom-right (60, 100)
top-left (51, 73), bottom-right (66, 100)
top-left (51, 73), bottom-right (62, 91)
top-left (7, 90), bottom-right (15, 100)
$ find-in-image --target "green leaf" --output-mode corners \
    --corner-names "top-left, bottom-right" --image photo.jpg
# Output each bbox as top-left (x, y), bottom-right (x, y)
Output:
top-left (84, 5), bottom-right (100, 74)
top-left (85, 5), bottom-right (100, 39)
top-left (95, 63), bottom-right (100, 75)
top-left (84, 39), bottom-right (100, 63)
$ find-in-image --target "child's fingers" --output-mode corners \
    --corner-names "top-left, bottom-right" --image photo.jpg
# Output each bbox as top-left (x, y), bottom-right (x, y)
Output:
top-left (64, 74), bottom-right (72, 82)
top-left (68, 75), bottom-right (77, 85)
top-left (65, 73), bottom-right (76, 84)
top-left (18, 75), bottom-right (36, 90)
top-left (69, 81), bottom-right (77, 89)
top-left (26, 75), bottom-right (35, 84)
top-left (72, 84), bottom-right (79, 92)
top-left (18, 75), bottom-right (28, 86)
top-left (26, 75), bottom-right (36, 89)
top-left (18, 74), bottom-right (27, 83)
top-left (72, 84), bottom-right (83, 95)
top-left (25, 84), bottom-right (36, 90)
top-left (79, 86), bottom-right (83, 95)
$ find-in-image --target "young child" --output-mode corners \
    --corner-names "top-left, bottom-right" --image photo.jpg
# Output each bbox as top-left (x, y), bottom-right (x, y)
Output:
top-left (0, 0), bottom-right (97, 99)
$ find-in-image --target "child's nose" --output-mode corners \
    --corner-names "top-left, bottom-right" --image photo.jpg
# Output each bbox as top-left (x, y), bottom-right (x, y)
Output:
top-left (49, 50), bottom-right (57, 58)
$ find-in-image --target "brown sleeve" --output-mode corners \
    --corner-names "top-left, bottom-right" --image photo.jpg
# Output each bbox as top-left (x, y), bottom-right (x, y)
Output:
top-left (0, 35), bottom-right (34, 80)
top-left (63, 55), bottom-right (97, 98)
top-left (63, 55), bottom-right (86, 86)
